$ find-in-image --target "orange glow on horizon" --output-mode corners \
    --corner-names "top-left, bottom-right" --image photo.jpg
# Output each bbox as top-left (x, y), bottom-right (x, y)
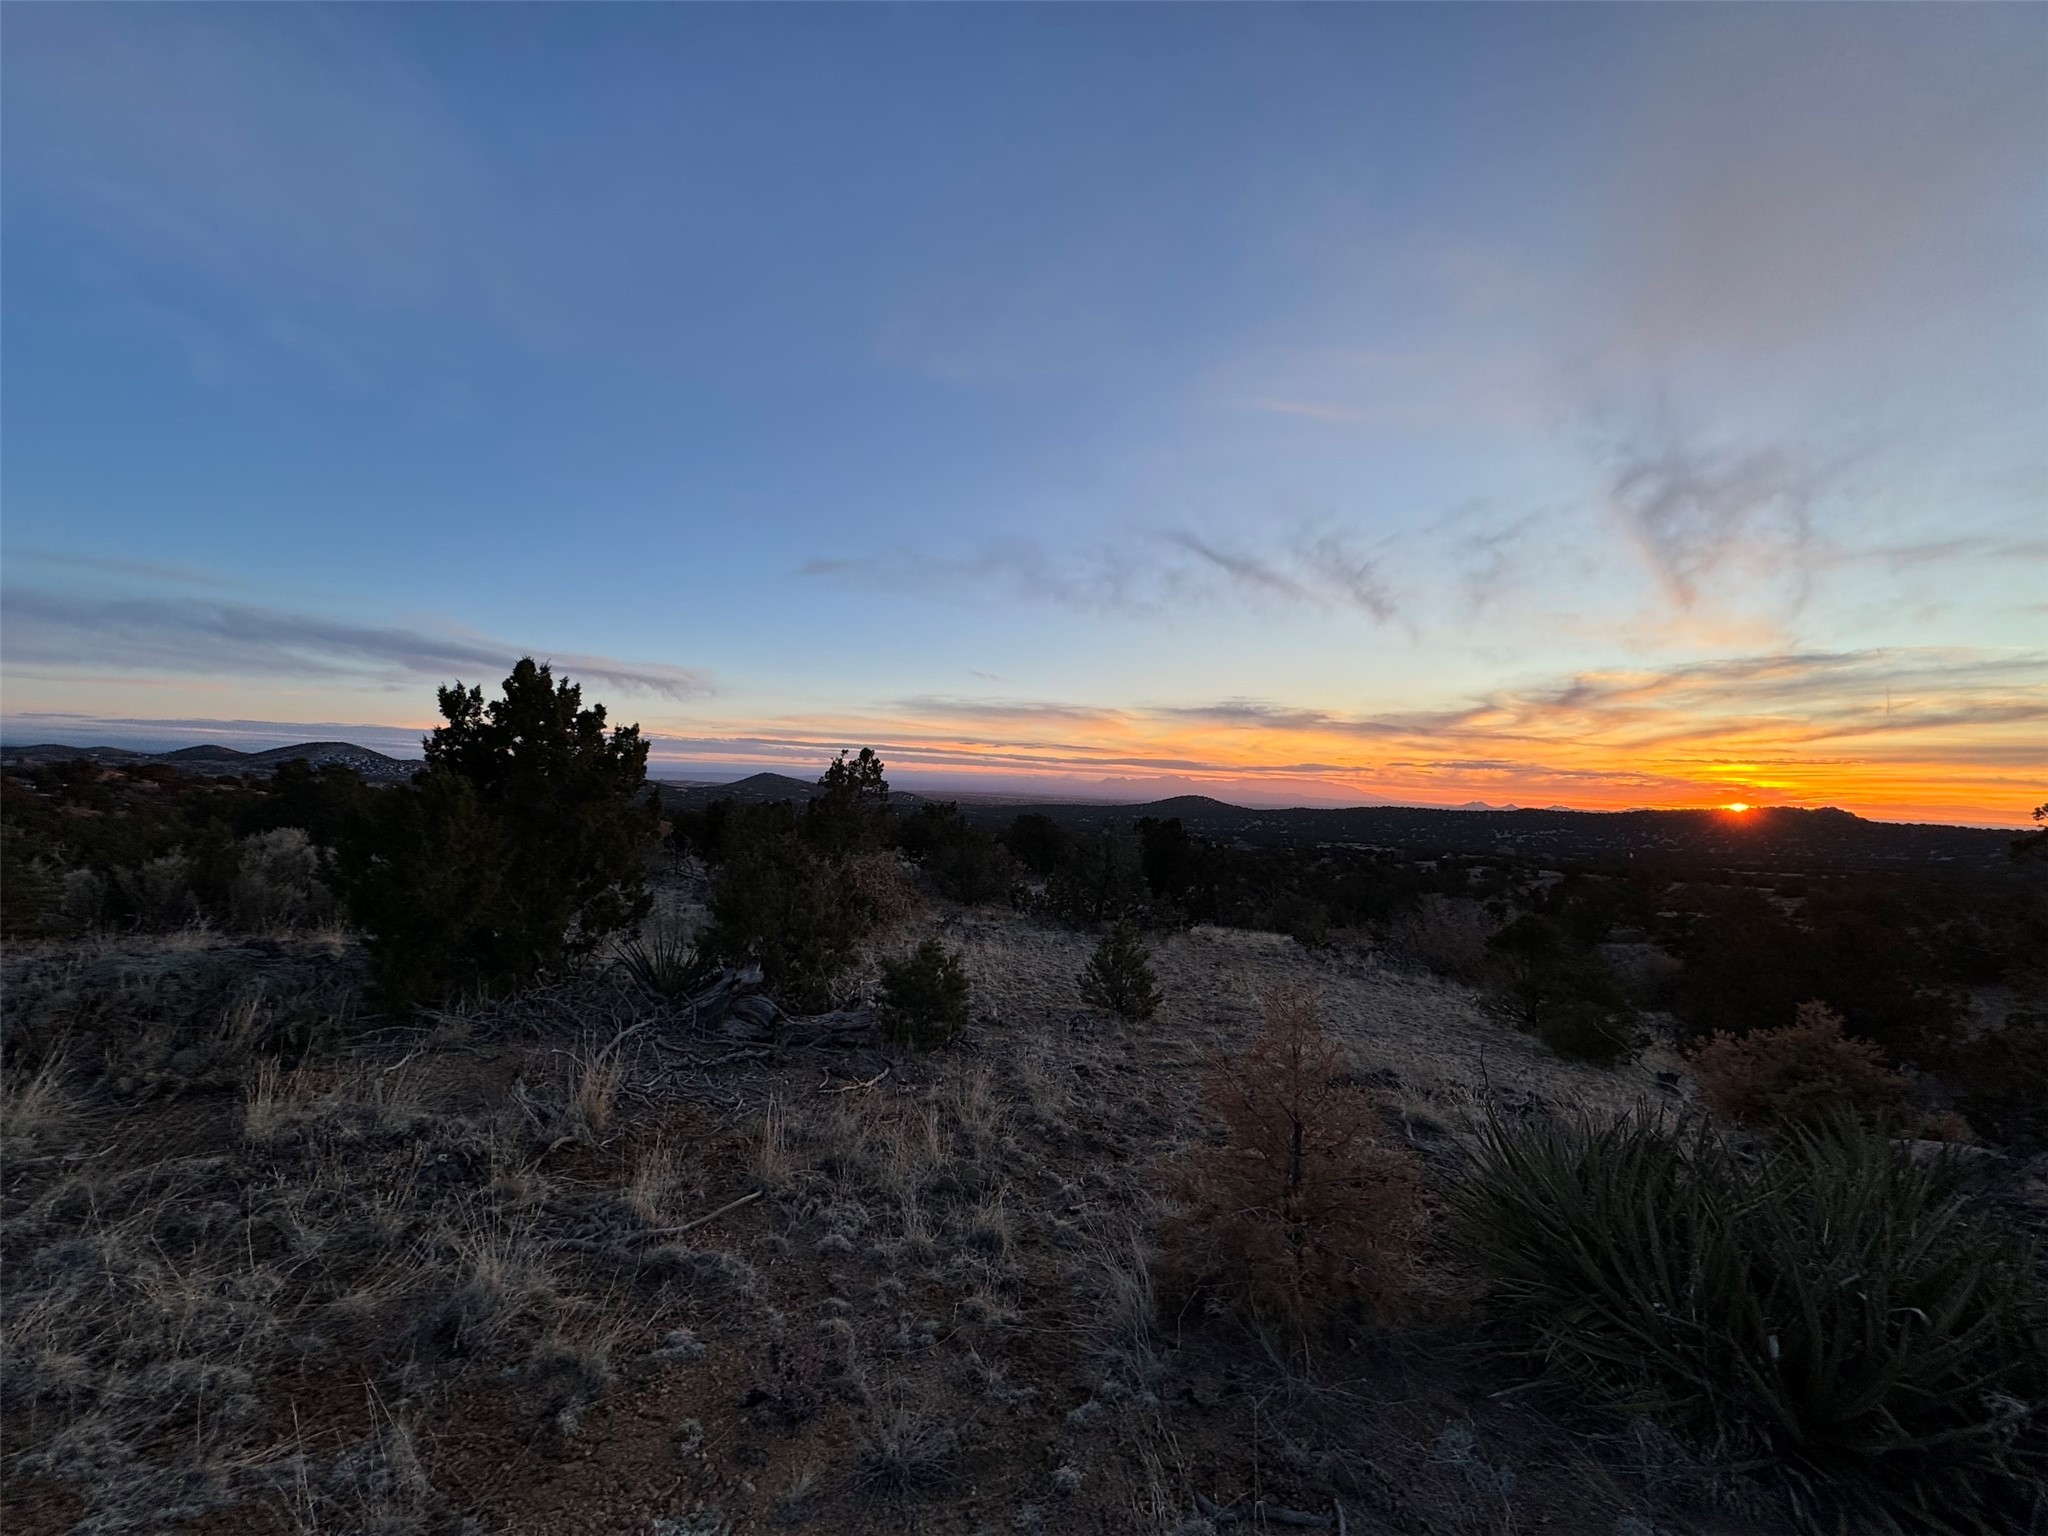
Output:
top-left (631, 653), bottom-right (2045, 829)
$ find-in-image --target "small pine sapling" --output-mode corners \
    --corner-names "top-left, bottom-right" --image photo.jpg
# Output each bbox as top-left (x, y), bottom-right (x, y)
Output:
top-left (1160, 986), bottom-right (1426, 1338)
top-left (1079, 921), bottom-right (1162, 1020)
top-left (880, 938), bottom-right (971, 1050)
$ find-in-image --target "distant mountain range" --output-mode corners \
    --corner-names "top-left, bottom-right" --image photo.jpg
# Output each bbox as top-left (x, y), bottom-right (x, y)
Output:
top-left (0, 740), bottom-right (419, 783)
top-left (3, 742), bottom-right (2024, 870)
top-left (967, 797), bottom-right (2023, 872)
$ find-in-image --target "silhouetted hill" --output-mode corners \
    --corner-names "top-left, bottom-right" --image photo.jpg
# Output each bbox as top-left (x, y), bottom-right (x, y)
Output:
top-left (663, 772), bottom-right (933, 807)
top-left (694, 772), bottom-right (825, 801)
top-left (2, 740), bottom-right (417, 783)
top-left (962, 798), bottom-right (2018, 872)
top-left (1122, 794), bottom-right (1246, 818)
top-left (158, 743), bottom-right (248, 761)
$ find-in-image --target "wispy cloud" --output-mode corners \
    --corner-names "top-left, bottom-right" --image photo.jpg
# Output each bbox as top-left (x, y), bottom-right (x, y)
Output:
top-left (1599, 431), bottom-right (1830, 610)
top-left (802, 523), bottom-right (1400, 623)
top-left (7, 548), bottom-right (238, 589)
top-left (1, 589), bottom-right (712, 701)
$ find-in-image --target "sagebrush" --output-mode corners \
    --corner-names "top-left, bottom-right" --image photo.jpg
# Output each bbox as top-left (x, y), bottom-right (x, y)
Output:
top-left (1691, 999), bottom-right (1907, 1130)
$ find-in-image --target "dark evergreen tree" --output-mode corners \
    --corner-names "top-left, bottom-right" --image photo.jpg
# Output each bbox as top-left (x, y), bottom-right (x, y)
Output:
top-left (1003, 812), bottom-right (1066, 875)
top-left (333, 771), bottom-right (512, 1006)
top-left (1138, 816), bottom-right (1197, 901)
top-left (337, 659), bottom-right (653, 1006)
top-left (880, 937), bottom-right (971, 1049)
top-left (699, 836), bottom-right (871, 1012)
top-left (806, 747), bottom-right (891, 854)
top-left (1080, 920), bottom-right (1163, 1020)
top-left (1044, 831), bottom-right (1146, 926)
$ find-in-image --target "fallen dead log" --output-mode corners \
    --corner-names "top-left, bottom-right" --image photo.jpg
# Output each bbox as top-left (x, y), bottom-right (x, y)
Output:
top-left (669, 967), bottom-right (879, 1048)
top-left (1192, 1490), bottom-right (1340, 1529)
top-left (777, 1005), bottom-right (879, 1048)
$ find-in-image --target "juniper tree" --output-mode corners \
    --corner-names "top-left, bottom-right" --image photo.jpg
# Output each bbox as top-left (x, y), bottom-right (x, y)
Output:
top-left (337, 658), bottom-right (654, 1006)
top-left (880, 937), bottom-right (971, 1050)
top-left (1079, 920), bottom-right (1162, 1020)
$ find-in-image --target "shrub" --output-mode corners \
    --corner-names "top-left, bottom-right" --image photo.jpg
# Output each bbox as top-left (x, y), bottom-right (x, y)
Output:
top-left (229, 827), bottom-right (331, 931)
top-left (1944, 1009), bottom-right (2048, 1148)
top-left (59, 867), bottom-right (107, 931)
top-left (1384, 895), bottom-right (1496, 983)
top-left (843, 849), bottom-right (924, 930)
top-left (337, 659), bottom-right (654, 1007)
top-left (926, 832), bottom-right (1016, 905)
top-left (1489, 914), bottom-right (1636, 1065)
top-left (117, 851), bottom-right (199, 930)
top-left (1159, 987), bottom-right (1427, 1339)
top-left (1531, 996), bottom-right (1635, 1065)
top-left (1079, 921), bottom-right (1161, 1020)
top-left (879, 938), bottom-right (971, 1050)
top-left (1002, 812), bottom-right (1066, 876)
top-left (1692, 1001), bottom-right (1907, 1131)
top-left (1673, 888), bottom-right (1962, 1063)
top-left (1454, 1112), bottom-right (2047, 1533)
top-left (334, 771), bottom-right (512, 1007)
top-left (0, 840), bottom-right (62, 935)
top-left (698, 837), bottom-right (871, 1012)
top-left (1043, 832), bottom-right (1147, 927)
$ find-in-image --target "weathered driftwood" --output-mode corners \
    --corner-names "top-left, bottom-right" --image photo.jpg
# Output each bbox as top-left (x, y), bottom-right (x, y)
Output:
top-left (1193, 1490), bottom-right (1342, 1529)
top-left (673, 966), bottom-right (879, 1048)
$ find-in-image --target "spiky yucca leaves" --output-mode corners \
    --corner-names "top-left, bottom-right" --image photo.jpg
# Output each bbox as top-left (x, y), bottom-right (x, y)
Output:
top-left (1454, 1112), bottom-right (2047, 1534)
top-left (617, 926), bottom-right (713, 1004)
top-left (1161, 988), bottom-right (1427, 1343)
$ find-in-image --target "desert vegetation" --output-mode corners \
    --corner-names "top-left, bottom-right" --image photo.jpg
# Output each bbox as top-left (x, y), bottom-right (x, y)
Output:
top-left (3, 663), bottom-right (2044, 1534)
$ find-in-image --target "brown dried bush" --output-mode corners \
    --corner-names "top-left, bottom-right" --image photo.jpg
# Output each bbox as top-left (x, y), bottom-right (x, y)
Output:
top-left (1383, 895), bottom-right (1496, 984)
top-left (1690, 1000), bottom-right (1907, 1131)
top-left (842, 849), bottom-right (924, 933)
top-left (1159, 986), bottom-right (1427, 1338)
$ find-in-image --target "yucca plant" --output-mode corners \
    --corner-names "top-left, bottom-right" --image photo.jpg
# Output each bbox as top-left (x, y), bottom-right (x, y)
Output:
top-left (617, 926), bottom-right (713, 1004)
top-left (1453, 1112), bottom-right (2046, 1534)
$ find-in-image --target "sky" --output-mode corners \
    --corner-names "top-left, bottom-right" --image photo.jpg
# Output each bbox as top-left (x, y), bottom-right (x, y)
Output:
top-left (4, 5), bottom-right (2044, 825)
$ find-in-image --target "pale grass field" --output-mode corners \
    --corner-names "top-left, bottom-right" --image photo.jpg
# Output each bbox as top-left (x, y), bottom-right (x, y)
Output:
top-left (0, 900), bottom-right (1751, 1536)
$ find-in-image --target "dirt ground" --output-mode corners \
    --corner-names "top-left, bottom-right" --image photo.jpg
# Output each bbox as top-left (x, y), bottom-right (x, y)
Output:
top-left (2, 890), bottom-right (1791, 1536)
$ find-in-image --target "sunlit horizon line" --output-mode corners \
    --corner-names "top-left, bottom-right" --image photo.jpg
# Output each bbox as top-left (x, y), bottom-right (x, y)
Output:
top-left (5, 706), bottom-right (2037, 829)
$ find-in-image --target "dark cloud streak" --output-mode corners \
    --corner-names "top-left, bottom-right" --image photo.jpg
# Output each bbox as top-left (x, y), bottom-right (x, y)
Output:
top-left (1, 589), bottom-right (712, 701)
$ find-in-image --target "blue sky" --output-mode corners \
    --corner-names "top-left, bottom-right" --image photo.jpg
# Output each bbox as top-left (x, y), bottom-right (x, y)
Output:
top-left (4, 5), bottom-right (2044, 822)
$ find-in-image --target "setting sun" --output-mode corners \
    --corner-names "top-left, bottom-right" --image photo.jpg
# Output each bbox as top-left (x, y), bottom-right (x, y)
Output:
top-left (1724, 802), bottom-right (1752, 813)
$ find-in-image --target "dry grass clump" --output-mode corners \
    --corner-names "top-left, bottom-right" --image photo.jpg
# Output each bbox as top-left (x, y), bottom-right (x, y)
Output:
top-left (1, 1051), bottom-right (77, 1151)
top-left (0, 964), bottom-right (722, 1533)
top-left (1158, 987), bottom-right (1428, 1340)
top-left (1691, 1001), bottom-right (1907, 1131)
top-left (511, 1034), bottom-right (627, 1148)
top-left (852, 1400), bottom-right (960, 1500)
